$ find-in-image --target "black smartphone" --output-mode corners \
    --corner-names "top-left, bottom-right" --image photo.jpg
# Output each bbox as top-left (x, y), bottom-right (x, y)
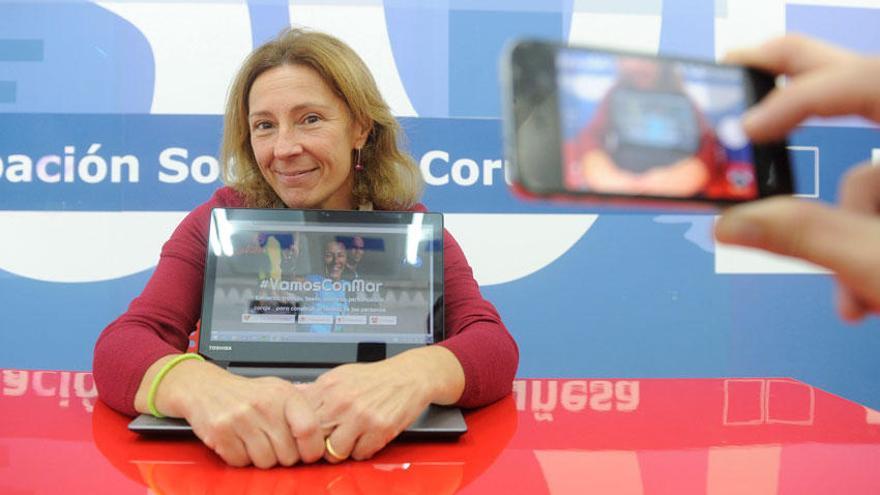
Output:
top-left (501, 40), bottom-right (793, 207)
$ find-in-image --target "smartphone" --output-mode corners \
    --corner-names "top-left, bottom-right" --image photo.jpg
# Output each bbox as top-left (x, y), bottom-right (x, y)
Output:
top-left (501, 40), bottom-right (794, 207)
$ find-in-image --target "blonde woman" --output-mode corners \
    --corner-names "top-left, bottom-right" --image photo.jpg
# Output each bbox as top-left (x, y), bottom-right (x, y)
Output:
top-left (94, 29), bottom-right (518, 468)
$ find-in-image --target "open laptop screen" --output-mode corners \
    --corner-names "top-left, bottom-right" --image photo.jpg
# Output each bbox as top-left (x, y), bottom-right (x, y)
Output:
top-left (200, 208), bottom-right (443, 365)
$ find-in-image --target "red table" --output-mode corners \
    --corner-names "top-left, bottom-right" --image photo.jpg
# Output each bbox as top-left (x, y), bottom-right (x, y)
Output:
top-left (3, 371), bottom-right (880, 494)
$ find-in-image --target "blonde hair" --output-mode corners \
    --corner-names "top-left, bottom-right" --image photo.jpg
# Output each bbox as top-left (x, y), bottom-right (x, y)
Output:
top-left (221, 28), bottom-right (422, 209)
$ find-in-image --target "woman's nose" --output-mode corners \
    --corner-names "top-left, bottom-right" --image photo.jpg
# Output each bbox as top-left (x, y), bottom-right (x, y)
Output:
top-left (273, 126), bottom-right (304, 158)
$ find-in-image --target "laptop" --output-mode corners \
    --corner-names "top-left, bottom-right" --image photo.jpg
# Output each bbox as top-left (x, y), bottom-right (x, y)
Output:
top-left (129, 207), bottom-right (466, 439)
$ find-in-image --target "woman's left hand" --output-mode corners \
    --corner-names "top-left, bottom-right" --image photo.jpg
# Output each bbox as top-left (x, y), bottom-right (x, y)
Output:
top-left (300, 345), bottom-right (465, 462)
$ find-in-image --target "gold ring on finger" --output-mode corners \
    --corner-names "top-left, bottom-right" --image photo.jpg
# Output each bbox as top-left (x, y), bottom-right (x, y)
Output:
top-left (325, 437), bottom-right (345, 460)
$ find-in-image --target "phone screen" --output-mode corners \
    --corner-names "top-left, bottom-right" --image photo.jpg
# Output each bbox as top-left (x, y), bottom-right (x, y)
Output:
top-left (556, 49), bottom-right (759, 201)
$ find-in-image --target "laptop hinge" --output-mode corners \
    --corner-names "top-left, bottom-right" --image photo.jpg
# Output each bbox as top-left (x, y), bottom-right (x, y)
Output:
top-left (357, 342), bottom-right (386, 363)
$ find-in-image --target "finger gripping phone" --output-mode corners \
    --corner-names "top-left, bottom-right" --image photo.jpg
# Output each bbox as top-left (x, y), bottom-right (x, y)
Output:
top-left (501, 40), bottom-right (794, 207)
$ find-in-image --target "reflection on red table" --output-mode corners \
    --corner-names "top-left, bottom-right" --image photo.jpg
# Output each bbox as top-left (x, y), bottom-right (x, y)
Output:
top-left (3, 371), bottom-right (880, 494)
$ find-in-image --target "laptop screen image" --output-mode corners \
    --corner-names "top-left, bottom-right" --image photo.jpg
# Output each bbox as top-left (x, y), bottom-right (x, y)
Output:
top-left (200, 208), bottom-right (444, 366)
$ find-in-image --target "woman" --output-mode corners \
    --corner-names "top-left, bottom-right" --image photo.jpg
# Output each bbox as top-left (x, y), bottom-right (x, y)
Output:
top-left (93, 28), bottom-right (518, 468)
top-left (304, 237), bottom-right (351, 334)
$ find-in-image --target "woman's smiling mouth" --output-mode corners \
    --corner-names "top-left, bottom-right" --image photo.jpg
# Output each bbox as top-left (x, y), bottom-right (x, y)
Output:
top-left (274, 166), bottom-right (318, 185)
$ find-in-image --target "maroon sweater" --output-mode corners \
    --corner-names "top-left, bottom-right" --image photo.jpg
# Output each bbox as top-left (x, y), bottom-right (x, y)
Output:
top-left (93, 187), bottom-right (519, 415)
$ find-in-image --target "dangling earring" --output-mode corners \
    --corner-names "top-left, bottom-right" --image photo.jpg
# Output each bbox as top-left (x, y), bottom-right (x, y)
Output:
top-left (354, 148), bottom-right (364, 171)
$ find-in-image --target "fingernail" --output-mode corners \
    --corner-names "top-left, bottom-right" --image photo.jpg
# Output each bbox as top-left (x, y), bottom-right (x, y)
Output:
top-left (837, 287), bottom-right (869, 323)
top-left (716, 213), bottom-right (763, 245)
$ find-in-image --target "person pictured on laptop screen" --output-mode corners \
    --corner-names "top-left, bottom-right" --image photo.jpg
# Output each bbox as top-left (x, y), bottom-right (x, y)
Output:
top-left (345, 235), bottom-right (366, 278)
top-left (241, 232), bottom-right (302, 316)
top-left (322, 238), bottom-right (350, 282)
top-left (93, 28), bottom-right (519, 468)
top-left (301, 237), bottom-right (352, 333)
top-left (277, 233), bottom-right (302, 278)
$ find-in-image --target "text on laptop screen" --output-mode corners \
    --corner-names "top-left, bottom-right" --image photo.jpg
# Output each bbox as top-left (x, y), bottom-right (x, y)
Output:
top-left (206, 211), bottom-right (439, 346)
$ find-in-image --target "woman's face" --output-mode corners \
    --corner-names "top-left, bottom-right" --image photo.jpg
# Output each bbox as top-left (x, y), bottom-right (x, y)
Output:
top-left (248, 64), bottom-right (369, 210)
top-left (618, 58), bottom-right (661, 89)
top-left (324, 241), bottom-right (347, 280)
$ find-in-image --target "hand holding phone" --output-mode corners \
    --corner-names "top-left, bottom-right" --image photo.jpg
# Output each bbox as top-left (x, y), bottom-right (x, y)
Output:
top-left (501, 40), bottom-right (794, 208)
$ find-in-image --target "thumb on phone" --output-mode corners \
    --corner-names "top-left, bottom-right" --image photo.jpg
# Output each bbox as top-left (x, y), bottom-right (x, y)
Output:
top-left (715, 196), bottom-right (880, 320)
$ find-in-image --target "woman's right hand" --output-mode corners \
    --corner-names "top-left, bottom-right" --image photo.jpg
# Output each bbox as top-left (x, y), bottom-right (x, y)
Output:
top-left (135, 356), bottom-right (326, 468)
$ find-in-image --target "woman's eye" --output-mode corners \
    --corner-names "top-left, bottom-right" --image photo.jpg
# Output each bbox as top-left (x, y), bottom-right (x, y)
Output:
top-left (251, 121), bottom-right (272, 131)
top-left (303, 114), bottom-right (321, 125)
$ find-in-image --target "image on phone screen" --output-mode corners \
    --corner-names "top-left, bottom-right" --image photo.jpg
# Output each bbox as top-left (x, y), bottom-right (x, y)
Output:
top-left (557, 49), bottom-right (759, 201)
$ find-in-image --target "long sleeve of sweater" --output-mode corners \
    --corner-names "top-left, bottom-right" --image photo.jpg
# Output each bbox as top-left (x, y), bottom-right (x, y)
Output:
top-left (434, 228), bottom-right (519, 408)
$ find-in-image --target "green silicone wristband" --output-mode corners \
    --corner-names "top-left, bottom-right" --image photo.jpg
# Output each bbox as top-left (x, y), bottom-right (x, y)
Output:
top-left (147, 353), bottom-right (205, 418)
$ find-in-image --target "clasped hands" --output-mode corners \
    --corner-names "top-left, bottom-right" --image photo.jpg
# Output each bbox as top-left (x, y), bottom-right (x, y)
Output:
top-left (176, 356), bottom-right (433, 469)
